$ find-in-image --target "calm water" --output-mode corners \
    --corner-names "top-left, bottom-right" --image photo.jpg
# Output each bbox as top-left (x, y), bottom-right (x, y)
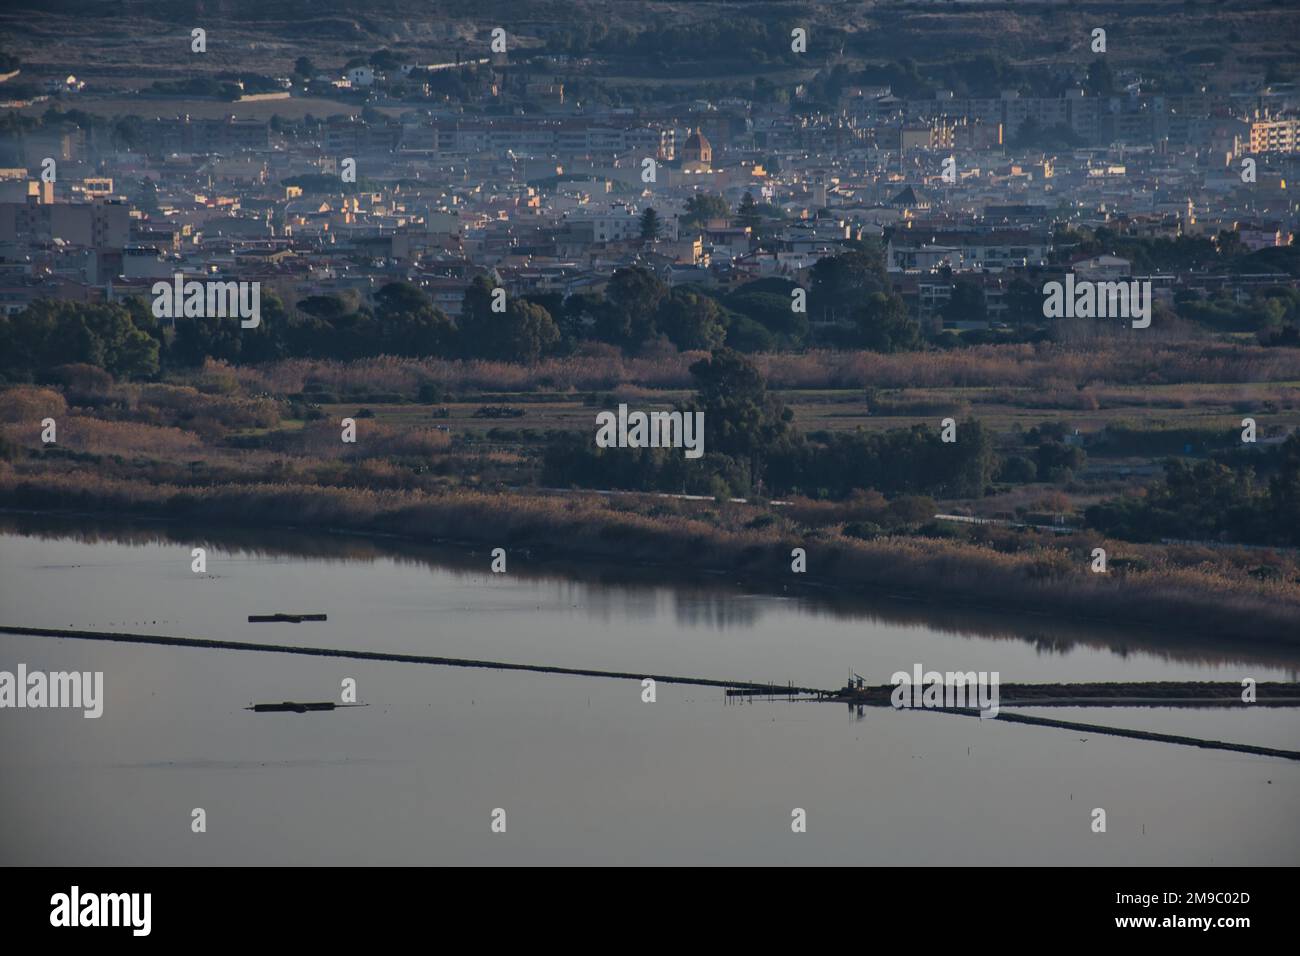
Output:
top-left (1, 515), bottom-right (1297, 865)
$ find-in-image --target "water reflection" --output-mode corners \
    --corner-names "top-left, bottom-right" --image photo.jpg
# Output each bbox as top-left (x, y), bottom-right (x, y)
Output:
top-left (2, 511), bottom-right (1297, 676)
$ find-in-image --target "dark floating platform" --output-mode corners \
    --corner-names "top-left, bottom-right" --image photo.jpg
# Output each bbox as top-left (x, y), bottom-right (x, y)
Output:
top-left (248, 613), bottom-right (328, 623)
top-left (246, 701), bottom-right (367, 714)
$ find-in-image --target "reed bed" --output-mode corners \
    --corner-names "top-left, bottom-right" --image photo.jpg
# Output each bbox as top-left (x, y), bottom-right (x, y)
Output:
top-left (2, 467), bottom-right (1295, 644)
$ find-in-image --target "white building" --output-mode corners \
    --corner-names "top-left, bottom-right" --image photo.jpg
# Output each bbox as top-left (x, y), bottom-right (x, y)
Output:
top-left (345, 67), bottom-right (375, 88)
top-left (1072, 254), bottom-right (1132, 281)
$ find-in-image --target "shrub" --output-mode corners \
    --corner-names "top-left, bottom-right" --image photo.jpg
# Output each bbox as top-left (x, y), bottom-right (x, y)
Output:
top-left (0, 387), bottom-right (68, 423)
top-left (50, 363), bottom-right (114, 396)
top-left (843, 521), bottom-right (884, 540)
top-left (996, 455), bottom-right (1038, 484)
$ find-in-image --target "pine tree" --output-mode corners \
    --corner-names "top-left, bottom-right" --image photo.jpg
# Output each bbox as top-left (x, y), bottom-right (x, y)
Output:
top-left (639, 207), bottom-right (661, 242)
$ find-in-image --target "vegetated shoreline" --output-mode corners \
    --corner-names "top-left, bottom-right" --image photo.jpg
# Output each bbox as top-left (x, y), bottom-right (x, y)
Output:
top-left (220, 342), bottom-right (1300, 396)
top-left (2, 468), bottom-right (1297, 646)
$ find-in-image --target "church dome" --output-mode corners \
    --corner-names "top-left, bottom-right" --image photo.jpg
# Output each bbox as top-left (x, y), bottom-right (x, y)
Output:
top-left (683, 126), bottom-right (712, 164)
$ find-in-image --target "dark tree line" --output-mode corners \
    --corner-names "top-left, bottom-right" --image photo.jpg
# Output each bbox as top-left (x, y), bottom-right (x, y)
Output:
top-left (543, 348), bottom-right (999, 500)
top-left (0, 243), bottom-right (930, 382)
top-left (1086, 436), bottom-right (1300, 548)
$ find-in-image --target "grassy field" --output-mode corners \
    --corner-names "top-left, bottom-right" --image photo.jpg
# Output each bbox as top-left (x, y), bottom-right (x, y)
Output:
top-left (316, 380), bottom-right (1300, 455)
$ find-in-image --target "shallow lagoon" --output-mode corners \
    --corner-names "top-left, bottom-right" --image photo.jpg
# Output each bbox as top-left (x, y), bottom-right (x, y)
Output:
top-left (1, 515), bottom-right (1296, 865)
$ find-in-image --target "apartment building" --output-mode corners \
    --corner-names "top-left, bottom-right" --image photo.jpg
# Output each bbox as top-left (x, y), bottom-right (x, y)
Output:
top-left (1247, 114), bottom-right (1300, 153)
top-left (0, 198), bottom-right (130, 251)
top-left (148, 117), bottom-right (270, 154)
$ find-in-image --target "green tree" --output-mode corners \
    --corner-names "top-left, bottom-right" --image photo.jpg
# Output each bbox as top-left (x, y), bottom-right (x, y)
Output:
top-left (941, 281), bottom-right (987, 325)
top-left (374, 282), bottom-right (456, 357)
top-left (369, 49), bottom-right (402, 71)
top-left (681, 193), bottom-right (730, 229)
top-left (725, 285), bottom-right (808, 344)
top-left (639, 206), bottom-right (662, 242)
top-left (656, 289), bottom-right (726, 350)
top-left (458, 275), bottom-right (500, 357)
top-left (736, 192), bottom-right (761, 230)
top-left (497, 299), bottom-right (560, 363)
top-left (0, 300), bottom-right (159, 380)
top-left (808, 249), bottom-right (888, 324)
top-left (723, 315), bottom-right (777, 352)
top-left (1267, 434), bottom-right (1300, 537)
top-left (944, 419), bottom-right (1000, 497)
top-left (170, 294), bottom-right (289, 365)
top-left (112, 116), bottom-right (144, 152)
top-left (854, 292), bottom-right (922, 352)
top-left (556, 290), bottom-right (604, 345)
top-left (598, 266), bottom-right (668, 348)
top-left (282, 292), bottom-right (373, 360)
top-left (1004, 277), bottom-right (1043, 326)
top-left (686, 348), bottom-right (794, 483)
top-left (458, 277), bottom-right (558, 362)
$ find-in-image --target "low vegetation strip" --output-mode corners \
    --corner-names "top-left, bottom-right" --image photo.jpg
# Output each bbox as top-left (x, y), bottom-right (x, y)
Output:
top-left (2, 468), bottom-right (1297, 645)
top-left (217, 343), bottom-right (1300, 398)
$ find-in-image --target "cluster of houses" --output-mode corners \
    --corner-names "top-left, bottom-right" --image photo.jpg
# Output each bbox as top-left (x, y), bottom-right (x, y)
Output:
top-left (0, 58), bottom-right (1296, 331)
